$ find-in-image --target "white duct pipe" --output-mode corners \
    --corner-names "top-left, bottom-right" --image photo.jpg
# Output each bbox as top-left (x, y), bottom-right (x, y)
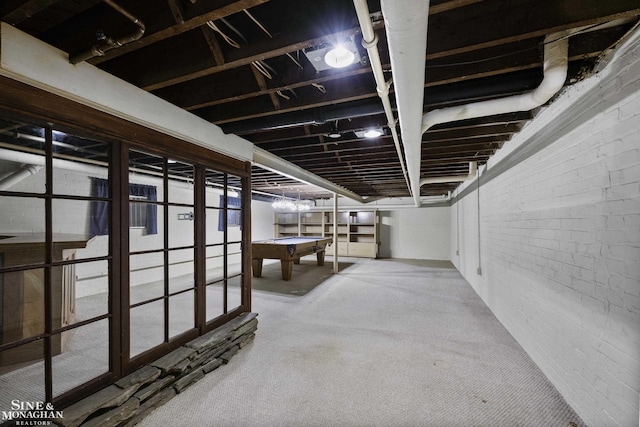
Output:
top-left (381, 2), bottom-right (570, 206)
top-left (422, 34), bottom-right (569, 134)
top-left (332, 192), bottom-right (338, 273)
top-left (414, 31), bottom-right (571, 203)
top-left (0, 147), bottom-right (103, 175)
top-left (380, 0), bottom-right (430, 207)
top-left (413, 33), bottom-right (569, 205)
top-left (0, 164), bottom-right (43, 190)
top-left (419, 161), bottom-right (477, 187)
top-left (353, 0), bottom-right (413, 197)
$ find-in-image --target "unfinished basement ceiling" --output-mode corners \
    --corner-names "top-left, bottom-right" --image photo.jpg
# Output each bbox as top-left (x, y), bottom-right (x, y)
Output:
top-left (2, 0), bottom-right (639, 201)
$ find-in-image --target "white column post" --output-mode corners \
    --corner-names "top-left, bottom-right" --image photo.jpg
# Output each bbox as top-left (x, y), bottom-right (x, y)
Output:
top-left (333, 192), bottom-right (339, 273)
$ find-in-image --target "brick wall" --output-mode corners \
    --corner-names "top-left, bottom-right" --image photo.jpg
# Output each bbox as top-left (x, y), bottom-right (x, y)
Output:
top-left (451, 28), bottom-right (640, 427)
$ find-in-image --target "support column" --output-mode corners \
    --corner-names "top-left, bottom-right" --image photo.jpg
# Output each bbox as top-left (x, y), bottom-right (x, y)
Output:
top-left (333, 193), bottom-right (339, 274)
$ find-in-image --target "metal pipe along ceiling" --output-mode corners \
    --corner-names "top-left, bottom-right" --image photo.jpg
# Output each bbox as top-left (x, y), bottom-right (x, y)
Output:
top-left (70, 0), bottom-right (145, 64)
top-left (0, 164), bottom-right (42, 190)
top-left (353, 0), bottom-right (412, 197)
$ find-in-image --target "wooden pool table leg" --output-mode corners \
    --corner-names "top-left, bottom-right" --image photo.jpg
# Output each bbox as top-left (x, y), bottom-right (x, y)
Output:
top-left (251, 258), bottom-right (263, 277)
top-left (316, 250), bottom-right (325, 266)
top-left (281, 260), bottom-right (294, 281)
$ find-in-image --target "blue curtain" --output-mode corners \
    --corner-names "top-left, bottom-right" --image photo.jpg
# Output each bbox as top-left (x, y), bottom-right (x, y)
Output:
top-left (90, 178), bottom-right (158, 236)
top-left (218, 195), bottom-right (242, 232)
top-left (90, 177), bottom-right (109, 236)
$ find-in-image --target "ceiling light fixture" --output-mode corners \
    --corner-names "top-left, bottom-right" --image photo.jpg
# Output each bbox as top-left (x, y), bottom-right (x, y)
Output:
top-left (355, 128), bottom-right (384, 138)
top-left (272, 195), bottom-right (296, 211)
top-left (272, 191), bottom-right (313, 211)
top-left (303, 39), bottom-right (361, 72)
top-left (324, 44), bottom-right (356, 68)
top-left (328, 121), bottom-right (341, 138)
top-left (364, 128), bottom-right (383, 138)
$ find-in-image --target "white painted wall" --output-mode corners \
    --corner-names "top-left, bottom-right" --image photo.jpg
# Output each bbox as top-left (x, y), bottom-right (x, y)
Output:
top-left (381, 207), bottom-right (450, 260)
top-left (312, 198), bottom-right (451, 260)
top-left (451, 28), bottom-right (640, 427)
top-left (251, 199), bottom-right (276, 241)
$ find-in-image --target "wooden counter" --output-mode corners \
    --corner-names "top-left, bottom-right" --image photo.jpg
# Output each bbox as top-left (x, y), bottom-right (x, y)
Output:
top-left (0, 233), bottom-right (90, 368)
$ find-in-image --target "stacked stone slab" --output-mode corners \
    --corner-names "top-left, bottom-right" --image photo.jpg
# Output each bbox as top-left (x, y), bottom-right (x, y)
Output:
top-left (53, 313), bottom-right (258, 427)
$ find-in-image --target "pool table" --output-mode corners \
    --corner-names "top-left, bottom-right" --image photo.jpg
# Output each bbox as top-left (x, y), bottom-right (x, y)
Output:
top-left (251, 236), bottom-right (333, 281)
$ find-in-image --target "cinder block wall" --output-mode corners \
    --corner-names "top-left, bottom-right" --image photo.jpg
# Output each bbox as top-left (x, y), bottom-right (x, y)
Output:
top-left (451, 29), bottom-right (640, 427)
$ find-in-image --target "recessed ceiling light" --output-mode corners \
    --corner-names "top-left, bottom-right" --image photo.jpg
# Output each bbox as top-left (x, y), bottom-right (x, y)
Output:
top-left (324, 46), bottom-right (355, 68)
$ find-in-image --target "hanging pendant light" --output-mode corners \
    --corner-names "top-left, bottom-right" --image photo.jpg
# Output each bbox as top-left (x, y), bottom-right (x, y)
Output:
top-left (272, 191), bottom-right (296, 210)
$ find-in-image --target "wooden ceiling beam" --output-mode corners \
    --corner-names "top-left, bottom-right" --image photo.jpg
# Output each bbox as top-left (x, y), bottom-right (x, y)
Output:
top-left (247, 115), bottom-right (389, 143)
top-left (138, 23), bottom-right (621, 123)
top-left (179, 67), bottom-right (375, 111)
top-left (198, 74), bottom-right (378, 124)
top-left (89, 0), bottom-right (272, 65)
top-left (426, 0), bottom-right (640, 60)
top-left (265, 137), bottom-right (393, 154)
top-left (102, 0), bottom-right (637, 97)
top-left (2, 0), bottom-right (61, 24)
top-left (304, 160), bottom-right (403, 172)
top-left (140, 23), bottom-right (379, 91)
top-left (246, 112), bottom-right (527, 145)
top-left (168, 37), bottom-right (603, 113)
top-left (167, 0), bottom-right (185, 24)
top-left (193, 50), bottom-right (607, 126)
top-left (201, 26), bottom-right (226, 66)
top-left (250, 64), bottom-right (281, 110)
top-left (430, 0), bottom-right (485, 15)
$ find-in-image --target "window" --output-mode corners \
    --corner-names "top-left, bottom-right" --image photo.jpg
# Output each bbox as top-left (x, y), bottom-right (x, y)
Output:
top-left (0, 99), bottom-right (250, 410)
top-left (0, 118), bottom-right (111, 409)
top-left (91, 179), bottom-right (158, 235)
top-left (129, 195), bottom-right (148, 228)
top-left (218, 195), bottom-right (242, 231)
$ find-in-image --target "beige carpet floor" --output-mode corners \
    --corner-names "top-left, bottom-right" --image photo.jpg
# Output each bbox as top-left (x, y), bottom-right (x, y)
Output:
top-left (138, 257), bottom-right (586, 427)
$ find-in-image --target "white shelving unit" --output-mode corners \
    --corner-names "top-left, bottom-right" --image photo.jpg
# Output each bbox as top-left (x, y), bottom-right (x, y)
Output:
top-left (274, 209), bottom-right (379, 258)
